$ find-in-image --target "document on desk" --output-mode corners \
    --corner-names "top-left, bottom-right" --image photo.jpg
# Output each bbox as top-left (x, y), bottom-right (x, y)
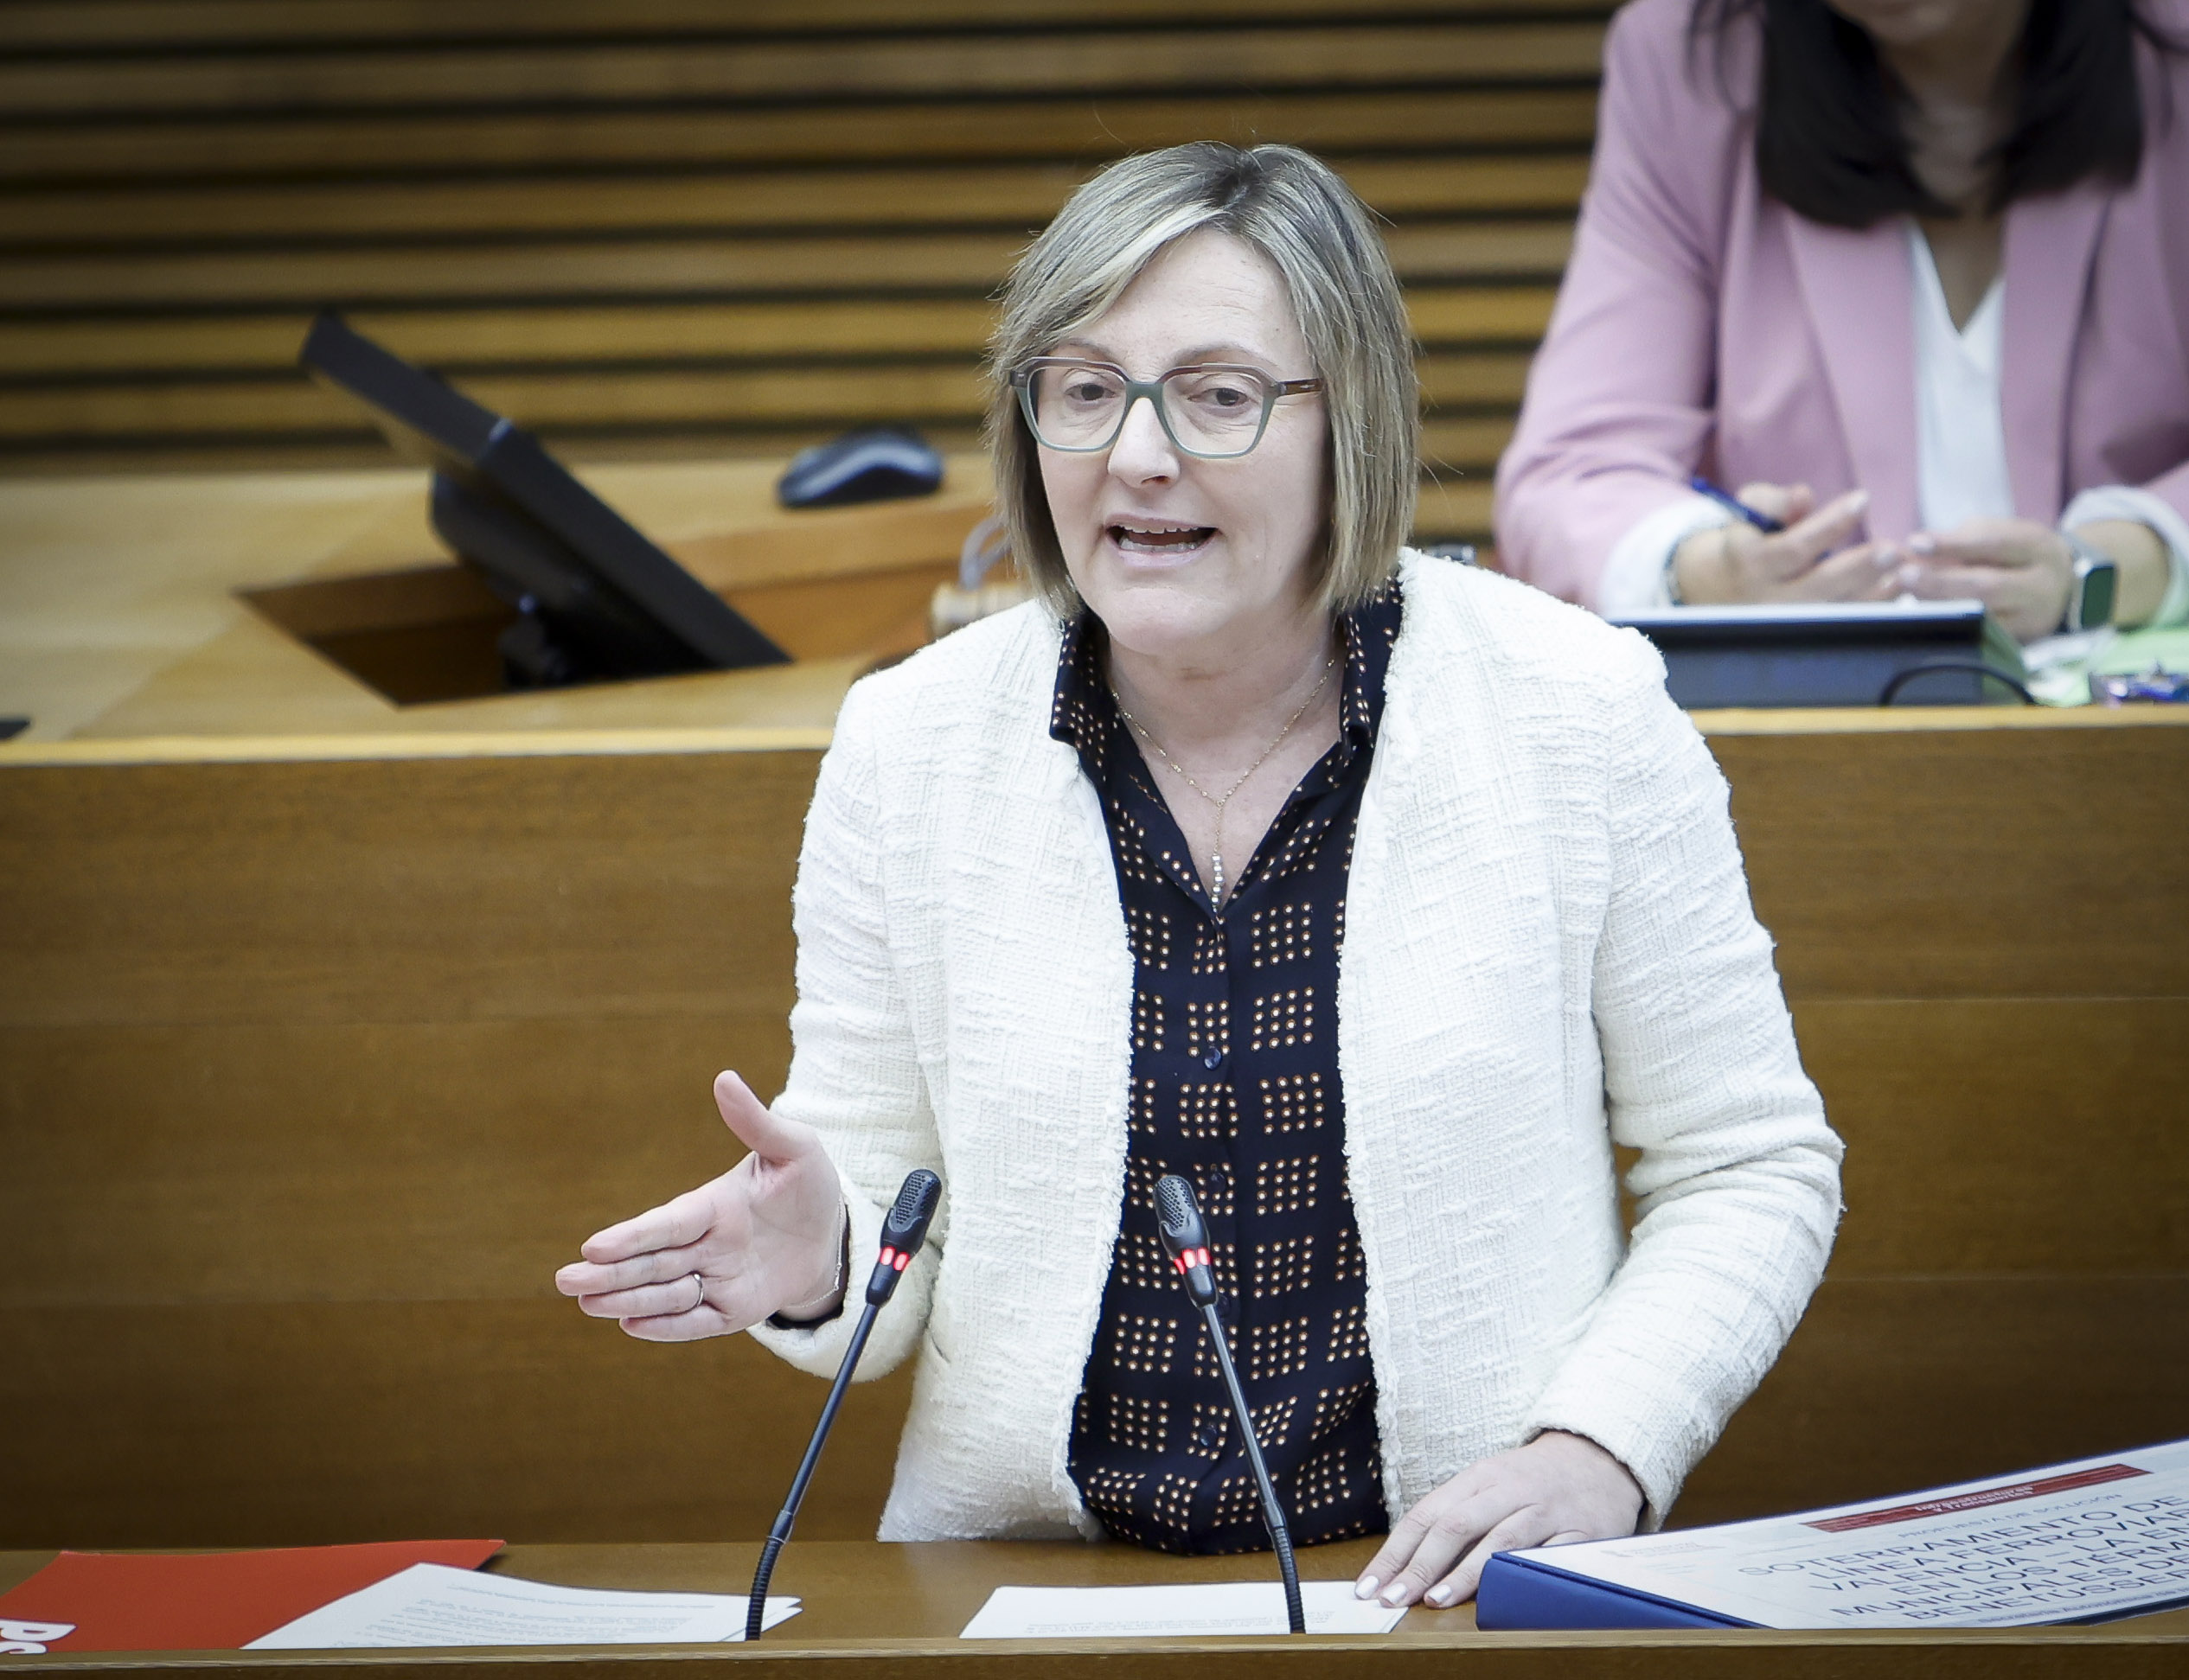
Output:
top-left (245, 1564), bottom-right (799, 1648)
top-left (1480, 1437), bottom-right (2189, 1630)
top-left (961, 1580), bottom-right (1405, 1638)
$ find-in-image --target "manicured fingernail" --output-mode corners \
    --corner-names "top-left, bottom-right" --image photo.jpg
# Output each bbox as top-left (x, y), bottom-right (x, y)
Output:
top-left (1873, 545), bottom-right (1899, 569)
top-left (1896, 565), bottom-right (1919, 591)
top-left (1380, 1586), bottom-right (1408, 1607)
top-left (1427, 1586), bottom-right (1454, 1607)
top-left (1354, 1576), bottom-right (1378, 1600)
top-left (1848, 490), bottom-right (1871, 511)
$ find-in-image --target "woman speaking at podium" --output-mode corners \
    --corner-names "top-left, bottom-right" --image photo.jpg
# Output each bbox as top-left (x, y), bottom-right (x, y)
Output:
top-left (556, 144), bottom-right (1842, 1611)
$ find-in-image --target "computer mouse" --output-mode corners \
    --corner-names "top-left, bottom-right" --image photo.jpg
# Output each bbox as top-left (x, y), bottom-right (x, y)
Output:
top-left (776, 428), bottom-right (944, 508)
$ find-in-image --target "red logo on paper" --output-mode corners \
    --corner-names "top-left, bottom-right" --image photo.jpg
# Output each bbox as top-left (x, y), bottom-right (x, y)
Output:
top-left (1803, 1464), bottom-right (2148, 1533)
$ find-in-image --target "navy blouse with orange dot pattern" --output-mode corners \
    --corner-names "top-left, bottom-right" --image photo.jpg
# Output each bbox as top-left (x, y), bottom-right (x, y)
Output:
top-left (1052, 579), bottom-right (1403, 1555)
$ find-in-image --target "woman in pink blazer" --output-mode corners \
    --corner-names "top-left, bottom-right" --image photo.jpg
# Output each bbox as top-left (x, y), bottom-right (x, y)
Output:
top-left (1495, 0), bottom-right (2189, 642)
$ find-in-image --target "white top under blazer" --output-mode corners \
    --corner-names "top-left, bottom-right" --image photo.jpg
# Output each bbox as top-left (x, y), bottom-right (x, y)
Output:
top-left (751, 550), bottom-right (1844, 1540)
top-left (1597, 228), bottom-right (2189, 622)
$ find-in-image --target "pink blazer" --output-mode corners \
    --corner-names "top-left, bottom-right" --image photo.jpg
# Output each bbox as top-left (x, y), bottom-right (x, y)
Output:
top-left (1495, 0), bottom-right (2189, 606)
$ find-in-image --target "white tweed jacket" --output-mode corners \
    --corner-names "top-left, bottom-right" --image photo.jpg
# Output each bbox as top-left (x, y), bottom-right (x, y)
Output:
top-left (751, 550), bottom-right (1842, 1539)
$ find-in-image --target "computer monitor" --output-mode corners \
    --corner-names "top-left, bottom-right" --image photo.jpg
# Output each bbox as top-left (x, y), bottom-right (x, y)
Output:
top-left (298, 312), bottom-right (789, 688)
top-left (1611, 602), bottom-right (2030, 709)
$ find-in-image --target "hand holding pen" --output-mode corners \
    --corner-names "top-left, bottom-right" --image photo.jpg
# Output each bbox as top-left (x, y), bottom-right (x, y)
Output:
top-left (1688, 475), bottom-right (1785, 533)
top-left (1672, 479), bottom-right (1902, 606)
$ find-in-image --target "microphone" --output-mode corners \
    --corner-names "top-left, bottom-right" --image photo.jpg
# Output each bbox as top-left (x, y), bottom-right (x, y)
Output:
top-left (1154, 1173), bottom-right (1305, 1635)
top-left (746, 1167), bottom-right (941, 1641)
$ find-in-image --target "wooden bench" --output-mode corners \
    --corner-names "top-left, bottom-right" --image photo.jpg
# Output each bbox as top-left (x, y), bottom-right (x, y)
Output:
top-left (5, 700), bottom-right (2184, 1548)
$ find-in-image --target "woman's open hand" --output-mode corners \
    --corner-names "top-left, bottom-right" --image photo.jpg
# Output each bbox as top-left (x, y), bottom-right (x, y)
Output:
top-left (1354, 1430), bottom-right (1644, 1610)
top-left (554, 1070), bottom-right (846, 1340)
top-left (1673, 484), bottom-right (1901, 606)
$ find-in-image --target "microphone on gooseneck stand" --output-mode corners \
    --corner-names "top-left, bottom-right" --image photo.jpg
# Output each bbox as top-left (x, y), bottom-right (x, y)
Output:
top-left (1155, 1172), bottom-right (1306, 1636)
top-left (745, 1167), bottom-right (942, 1642)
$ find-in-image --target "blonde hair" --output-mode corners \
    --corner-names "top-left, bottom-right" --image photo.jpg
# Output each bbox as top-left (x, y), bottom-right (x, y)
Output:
top-left (986, 143), bottom-right (1418, 614)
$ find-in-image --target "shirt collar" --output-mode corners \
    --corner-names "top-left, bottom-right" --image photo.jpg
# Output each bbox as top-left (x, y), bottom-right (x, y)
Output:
top-left (1049, 577), bottom-right (1403, 774)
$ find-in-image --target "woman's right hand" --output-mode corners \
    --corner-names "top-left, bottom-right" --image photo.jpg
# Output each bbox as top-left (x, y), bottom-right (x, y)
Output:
top-left (554, 1070), bottom-right (847, 1341)
top-left (1673, 484), bottom-right (1901, 605)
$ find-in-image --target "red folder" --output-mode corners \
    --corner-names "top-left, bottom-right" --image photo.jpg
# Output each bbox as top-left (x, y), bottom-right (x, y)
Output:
top-left (0, 1539), bottom-right (502, 1652)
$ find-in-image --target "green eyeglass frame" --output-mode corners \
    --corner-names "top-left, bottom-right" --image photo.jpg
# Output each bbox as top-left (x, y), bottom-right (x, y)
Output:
top-left (1011, 358), bottom-right (1325, 459)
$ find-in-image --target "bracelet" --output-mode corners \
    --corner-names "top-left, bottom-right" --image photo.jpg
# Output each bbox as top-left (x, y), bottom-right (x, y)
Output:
top-left (1661, 527), bottom-right (1718, 608)
top-left (767, 1204), bottom-right (850, 1331)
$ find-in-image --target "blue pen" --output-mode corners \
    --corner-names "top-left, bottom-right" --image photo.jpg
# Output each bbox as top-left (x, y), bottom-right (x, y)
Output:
top-left (1689, 475), bottom-right (1785, 533)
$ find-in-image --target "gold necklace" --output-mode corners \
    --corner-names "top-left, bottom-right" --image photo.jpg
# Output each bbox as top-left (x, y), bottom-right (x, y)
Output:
top-left (1112, 655), bottom-right (1337, 910)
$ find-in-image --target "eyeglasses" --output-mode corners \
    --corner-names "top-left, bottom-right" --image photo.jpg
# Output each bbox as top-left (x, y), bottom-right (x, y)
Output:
top-left (1012, 358), bottom-right (1325, 459)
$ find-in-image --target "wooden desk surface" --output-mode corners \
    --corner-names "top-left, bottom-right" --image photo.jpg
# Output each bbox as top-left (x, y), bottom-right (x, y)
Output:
top-left (0, 459), bottom-right (992, 744)
top-left (3, 1542), bottom-right (2186, 1677)
top-left (11, 460), bottom-right (2186, 751)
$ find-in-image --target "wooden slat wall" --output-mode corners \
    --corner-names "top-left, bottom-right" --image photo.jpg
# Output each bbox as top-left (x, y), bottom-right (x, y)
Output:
top-left (0, 0), bottom-right (1614, 541)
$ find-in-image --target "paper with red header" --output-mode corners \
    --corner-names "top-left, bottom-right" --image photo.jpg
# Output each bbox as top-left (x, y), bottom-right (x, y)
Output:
top-left (1506, 1440), bottom-right (2189, 1628)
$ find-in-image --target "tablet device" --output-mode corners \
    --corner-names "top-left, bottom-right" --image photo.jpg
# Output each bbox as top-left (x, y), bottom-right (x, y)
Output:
top-left (1610, 602), bottom-right (2027, 708)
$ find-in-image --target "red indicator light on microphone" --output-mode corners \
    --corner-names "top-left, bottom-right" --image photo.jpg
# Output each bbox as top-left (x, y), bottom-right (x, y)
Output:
top-left (893, 1251), bottom-right (910, 1271)
top-left (878, 1247), bottom-right (897, 1268)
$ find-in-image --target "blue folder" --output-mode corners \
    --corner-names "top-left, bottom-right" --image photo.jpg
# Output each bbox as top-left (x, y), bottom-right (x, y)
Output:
top-left (1475, 1553), bottom-right (1756, 1631)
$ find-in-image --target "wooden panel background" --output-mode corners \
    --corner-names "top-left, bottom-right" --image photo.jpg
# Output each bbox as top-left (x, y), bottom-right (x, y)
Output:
top-left (0, 0), bottom-right (1616, 545)
top-left (1677, 722), bottom-right (2189, 1526)
top-left (3, 717), bottom-right (2185, 1549)
top-left (0, 744), bottom-right (854, 1548)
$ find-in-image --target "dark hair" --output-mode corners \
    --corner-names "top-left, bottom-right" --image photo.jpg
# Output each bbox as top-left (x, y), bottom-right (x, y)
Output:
top-left (1692, 0), bottom-right (2173, 227)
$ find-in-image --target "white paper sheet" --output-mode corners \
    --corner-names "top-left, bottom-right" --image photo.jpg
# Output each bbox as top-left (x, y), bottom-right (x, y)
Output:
top-left (244, 1563), bottom-right (800, 1648)
top-left (1509, 1438), bottom-right (2189, 1629)
top-left (960, 1580), bottom-right (1405, 1638)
